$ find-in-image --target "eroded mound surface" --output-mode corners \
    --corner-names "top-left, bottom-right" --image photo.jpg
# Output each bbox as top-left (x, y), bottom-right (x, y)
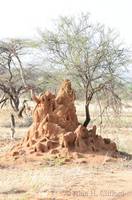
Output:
top-left (10, 80), bottom-right (117, 160)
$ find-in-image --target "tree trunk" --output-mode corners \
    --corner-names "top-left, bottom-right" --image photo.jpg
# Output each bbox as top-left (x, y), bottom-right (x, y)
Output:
top-left (10, 96), bottom-right (19, 112)
top-left (83, 104), bottom-right (90, 127)
top-left (18, 103), bottom-right (26, 118)
top-left (15, 54), bottom-right (27, 87)
top-left (10, 114), bottom-right (15, 139)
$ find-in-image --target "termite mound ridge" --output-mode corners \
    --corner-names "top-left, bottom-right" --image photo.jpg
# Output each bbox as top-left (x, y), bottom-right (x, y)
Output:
top-left (10, 79), bottom-right (117, 159)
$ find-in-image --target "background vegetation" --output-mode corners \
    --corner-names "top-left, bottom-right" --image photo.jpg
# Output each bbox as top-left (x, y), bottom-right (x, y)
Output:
top-left (0, 13), bottom-right (131, 126)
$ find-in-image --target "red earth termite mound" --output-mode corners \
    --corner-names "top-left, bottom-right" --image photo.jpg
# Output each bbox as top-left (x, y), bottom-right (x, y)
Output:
top-left (10, 80), bottom-right (117, 160)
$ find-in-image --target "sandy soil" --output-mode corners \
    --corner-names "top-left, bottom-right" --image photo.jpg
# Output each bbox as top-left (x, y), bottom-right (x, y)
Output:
top-left (0, 160), bottom-right (132, 200)
top-left (0, 102), bottom-right (132, 200)
top-left (0, 130), bottom-right (132, 200)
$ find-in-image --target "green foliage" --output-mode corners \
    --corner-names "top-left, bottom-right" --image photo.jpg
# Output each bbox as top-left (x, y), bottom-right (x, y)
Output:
top-left (38, 13), bottom-right (131, 123)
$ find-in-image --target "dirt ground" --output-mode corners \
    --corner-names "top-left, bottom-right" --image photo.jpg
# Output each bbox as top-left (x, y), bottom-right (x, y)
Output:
top-left (0, 101), bottom-right (132, 200)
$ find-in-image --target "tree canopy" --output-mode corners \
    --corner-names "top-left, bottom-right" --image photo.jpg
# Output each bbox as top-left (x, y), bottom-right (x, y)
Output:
top-left (39, 13), bottom-right (131, 126)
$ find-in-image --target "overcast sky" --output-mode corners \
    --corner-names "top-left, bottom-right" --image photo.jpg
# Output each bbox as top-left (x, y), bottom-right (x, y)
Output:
top-left (0, 0), bottom-right (131, 46)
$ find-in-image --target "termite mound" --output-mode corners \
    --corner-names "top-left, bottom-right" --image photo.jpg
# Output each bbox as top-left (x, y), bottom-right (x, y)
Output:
top-left (10, 80), bottom-right (117, 160)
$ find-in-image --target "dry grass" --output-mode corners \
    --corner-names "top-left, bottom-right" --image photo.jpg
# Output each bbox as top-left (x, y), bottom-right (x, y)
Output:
top-left (0, 100), bottom-right (132, 153)
top-left (76, 101), bottom-right (132, 154)
top-left (0, 101), bottom-right (132, 199)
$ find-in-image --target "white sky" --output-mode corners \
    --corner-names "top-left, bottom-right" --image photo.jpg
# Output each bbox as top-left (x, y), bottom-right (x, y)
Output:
top-left (0, 0), bottom-right (132, 46)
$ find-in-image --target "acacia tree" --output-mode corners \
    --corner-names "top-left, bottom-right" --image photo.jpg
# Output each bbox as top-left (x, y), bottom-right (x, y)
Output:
top-left (0, 39), bottom-right (28, 112)
top-left (39, 13), bottom-right (130, 127)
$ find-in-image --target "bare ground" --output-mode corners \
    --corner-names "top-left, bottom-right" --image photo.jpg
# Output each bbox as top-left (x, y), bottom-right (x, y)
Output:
top-left (0, 102), bottom-right (132, 200)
